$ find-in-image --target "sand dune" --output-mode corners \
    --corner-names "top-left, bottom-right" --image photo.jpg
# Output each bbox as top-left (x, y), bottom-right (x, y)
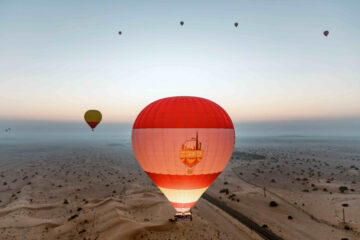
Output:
top-left (0, 146), bottom-right (259, 240)
top-left (0, 201), bottom-right (60, 217)
top-left (0, 216), bottom-right (62, 228)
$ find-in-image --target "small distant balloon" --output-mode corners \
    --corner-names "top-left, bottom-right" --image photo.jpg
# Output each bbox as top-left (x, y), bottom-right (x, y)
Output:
top-left (180, 21), bottom-right (184, 26)
top-left (84, 110), bottom-right (102, 131)
top-left (323, 30), bottom-right (329, 37)
top-left (234, 22), bottom-right (238, 27)
top-left (118, 31), bottom-right (122, 35)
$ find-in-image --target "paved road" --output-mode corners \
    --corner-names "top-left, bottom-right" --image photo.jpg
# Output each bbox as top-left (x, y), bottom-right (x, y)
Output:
top-left (202, 193), bottom-right (285, 240)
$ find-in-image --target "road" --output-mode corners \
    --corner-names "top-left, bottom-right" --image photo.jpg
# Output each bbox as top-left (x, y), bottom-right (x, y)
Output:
top-left (202, 193), bottom-right (285, 240)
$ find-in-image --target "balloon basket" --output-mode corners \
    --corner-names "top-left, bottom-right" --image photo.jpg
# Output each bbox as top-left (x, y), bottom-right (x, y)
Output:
top-left (174, 212), bottom-right (192, 222)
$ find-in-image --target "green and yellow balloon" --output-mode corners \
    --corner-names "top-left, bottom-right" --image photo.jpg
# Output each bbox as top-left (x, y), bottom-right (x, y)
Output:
top-left (84, 110), bottom-right (102, 131)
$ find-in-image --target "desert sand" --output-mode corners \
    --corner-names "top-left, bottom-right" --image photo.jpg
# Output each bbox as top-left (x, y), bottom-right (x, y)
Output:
top-left (0, 136), bottom-right (359, 240)
top-left (216, 137), bottom-right (360, 240)
top-left (0, 143), bottom-right (261, 240)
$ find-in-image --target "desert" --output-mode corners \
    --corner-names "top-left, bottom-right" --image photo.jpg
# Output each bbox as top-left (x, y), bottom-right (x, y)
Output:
top-left (1, 133), bottom-right (359, 240)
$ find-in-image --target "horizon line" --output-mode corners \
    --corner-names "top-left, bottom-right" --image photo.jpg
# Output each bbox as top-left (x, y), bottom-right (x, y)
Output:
top-left (1, 115), bottom-right (360, 125)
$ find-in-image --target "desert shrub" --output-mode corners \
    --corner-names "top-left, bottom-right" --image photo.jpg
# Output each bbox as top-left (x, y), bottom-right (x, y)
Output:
top-left (225, 193), bottom-right (236, 201)
top-left (219, 188), bottom-right (229, 195)
top-left (68, 214), bottom-right (79, 221)
top-left (339, 186), bottom-right (348, 193)
top-left (269, 201), bottom-right (278, 207)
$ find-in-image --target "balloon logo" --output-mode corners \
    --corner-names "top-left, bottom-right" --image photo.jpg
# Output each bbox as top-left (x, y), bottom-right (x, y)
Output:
top-left (84, 110), bottom-right (102, 131)
top-left (132, 96), bottom-right (235, 214)
top-left (179, 132), bottom-right (203, 174)
top-left (323, 30), bottom-right (329, 37)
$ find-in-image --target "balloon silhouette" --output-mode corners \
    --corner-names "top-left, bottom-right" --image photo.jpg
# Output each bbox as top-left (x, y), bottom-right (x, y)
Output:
top-left (84, 110), bottom-right (102, 131)
top-left (323, 30), bottom-right (329, 37)
top-left (132, 96), bottom-right (235, 214)
top-left (180, 21), bottom-right (184, 26)
top-left (234, 22), bottom-right (238, 27)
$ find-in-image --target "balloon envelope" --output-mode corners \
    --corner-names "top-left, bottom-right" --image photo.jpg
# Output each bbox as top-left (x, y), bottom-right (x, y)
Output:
top-left (323, 30), bottom-right (329, 37)
top-left (84, 110), bottom-right (102, 130)
top-left (234, 22), bottom-right (238, 27)
top-left (180, 21), bottom-right (184, 26)
top-left (132, 96), bottom-right (235, 213)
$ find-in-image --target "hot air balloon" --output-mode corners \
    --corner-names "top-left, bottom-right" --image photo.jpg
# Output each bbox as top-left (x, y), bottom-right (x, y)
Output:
top-left (234, 22), bottom-right (238, 27)
top-left (180, 21), bottom-right (184, 26)
top-left (118, 31), bottom-right (122, 35)
top-left (132, 96), bottom-right (235, 221)
top-left (84, 110), bottom-right (102, 131)
top-left (323, 30), bottom-right (329, 37)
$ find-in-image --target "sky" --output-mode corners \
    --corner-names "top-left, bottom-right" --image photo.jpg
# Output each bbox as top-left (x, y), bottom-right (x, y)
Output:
top-left (1, 0), bottom-right (360, 125)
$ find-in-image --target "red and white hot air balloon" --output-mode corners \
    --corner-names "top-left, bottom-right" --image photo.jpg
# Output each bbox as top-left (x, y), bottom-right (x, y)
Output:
top-left (132, 96), bottom-right (235, 217)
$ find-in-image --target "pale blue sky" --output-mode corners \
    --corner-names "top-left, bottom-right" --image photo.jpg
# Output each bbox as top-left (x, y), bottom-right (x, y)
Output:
top-left (1, 0), bottom-right (359, 123)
